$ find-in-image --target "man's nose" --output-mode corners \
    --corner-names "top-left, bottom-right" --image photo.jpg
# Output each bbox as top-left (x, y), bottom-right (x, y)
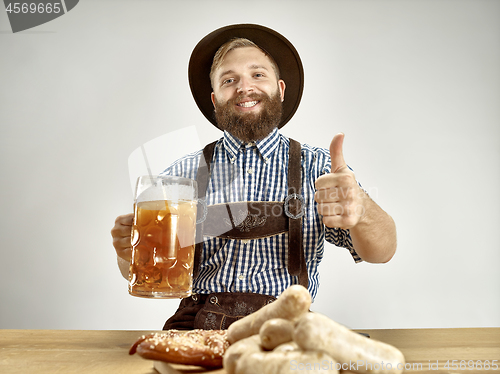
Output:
top-left (237, 77), bottom-right (254, 94)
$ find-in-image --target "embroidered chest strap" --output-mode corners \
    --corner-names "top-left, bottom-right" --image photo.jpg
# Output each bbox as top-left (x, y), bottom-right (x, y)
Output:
top-left (193, 139), bottom-right (308, 288)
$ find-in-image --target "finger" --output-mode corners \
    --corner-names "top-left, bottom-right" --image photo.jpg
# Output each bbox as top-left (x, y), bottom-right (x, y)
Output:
top-left (113, 236), bottom-right (132, 250)
top-left (117, 248), bottom-right (132, 262)
top-left (314, 172), bottom-right (354, 193)
top-left (314, 188), bottom-right (340, 203)
top-left (330, 132), bottom-right (346, 173)
top-left (111, 223), bottom-right (133, 238)
top-left (115, 213), bottom-right (134, 226)
top-left (113, 236), bottom-right (132, 261)
top-left (317, 202), bottom-right (344, 216)
top-left (111, 213), bottom-right (133, 258)
top-left (111, 214), bottom-right (133, 236)
top-left (322, 213), bottom-right (358, 230)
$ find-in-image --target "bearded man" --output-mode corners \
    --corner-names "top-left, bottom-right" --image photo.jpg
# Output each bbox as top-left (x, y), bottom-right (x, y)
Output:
top-left (111, 24), bottom-right (397, 330)
top-left (210, 38), bottom-right (284, 143)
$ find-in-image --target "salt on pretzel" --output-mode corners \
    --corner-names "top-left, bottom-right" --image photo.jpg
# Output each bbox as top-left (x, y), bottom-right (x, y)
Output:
top-left (129, 329), bottom-right (229, 368)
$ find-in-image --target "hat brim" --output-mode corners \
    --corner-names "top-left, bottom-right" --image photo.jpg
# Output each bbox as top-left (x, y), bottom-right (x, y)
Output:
top-left (188, 24), bottom-right (304, 129)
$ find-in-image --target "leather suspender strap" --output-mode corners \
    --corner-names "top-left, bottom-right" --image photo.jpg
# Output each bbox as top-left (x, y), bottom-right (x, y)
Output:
top-left (193, 141), bottom-right (217, 278)
top-left (287, 139), bottom-right (308, 288)
top-left (193, 138), bottom-right (308, 288)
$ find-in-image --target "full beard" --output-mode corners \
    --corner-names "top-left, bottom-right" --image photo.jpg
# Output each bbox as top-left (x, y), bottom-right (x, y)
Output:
top-left (213, 91), bottom-right (283, 143)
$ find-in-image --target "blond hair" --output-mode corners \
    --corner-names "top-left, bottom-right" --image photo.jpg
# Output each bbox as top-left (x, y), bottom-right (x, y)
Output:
top-left (210, 38), bottom-right (280, 88)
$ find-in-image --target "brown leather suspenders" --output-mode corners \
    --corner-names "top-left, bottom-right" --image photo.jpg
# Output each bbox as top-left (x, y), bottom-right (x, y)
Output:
top-left (193, 138), bottom-right (308, 288)
top-left (286, 139), bottom-right (308, 287)
top-left (193, 141), bottom-right (217, 279)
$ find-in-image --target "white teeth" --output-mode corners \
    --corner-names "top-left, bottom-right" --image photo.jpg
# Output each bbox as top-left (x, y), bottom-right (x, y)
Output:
top-left (238, 100), bottom-right (258, 108)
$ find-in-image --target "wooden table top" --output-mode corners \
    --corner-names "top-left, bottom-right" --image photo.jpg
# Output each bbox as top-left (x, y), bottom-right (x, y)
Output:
top-left (0, 328), bottom-right (498, 373)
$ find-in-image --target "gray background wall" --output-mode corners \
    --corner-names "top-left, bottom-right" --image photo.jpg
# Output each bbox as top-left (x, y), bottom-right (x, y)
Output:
top-left (1, 0), bottom-right (498, 331)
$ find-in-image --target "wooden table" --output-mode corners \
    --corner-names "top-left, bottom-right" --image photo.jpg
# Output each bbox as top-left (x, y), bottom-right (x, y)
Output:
top-left (0, 328), bottom-right (498, 373)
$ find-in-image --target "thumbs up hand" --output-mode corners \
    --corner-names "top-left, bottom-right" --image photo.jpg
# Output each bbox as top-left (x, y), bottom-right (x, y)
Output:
top-left (314, 133), bottom-right (365, 229)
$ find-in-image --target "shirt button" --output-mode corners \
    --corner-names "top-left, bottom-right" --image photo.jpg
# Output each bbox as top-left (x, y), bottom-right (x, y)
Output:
top-left (238, 274), bottom-right (245, 280)
top-left (241, 239), bottom-right (250, 244)
top-left (264, 157), bottom-right (269, 163)
top-left (247, 168), bottom-right (253, 174)
top-left (230, 157), bottom-right (236, 163)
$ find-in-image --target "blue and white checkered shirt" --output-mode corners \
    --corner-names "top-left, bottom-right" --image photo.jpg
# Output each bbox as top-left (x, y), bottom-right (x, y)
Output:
top-left (162, 128), bottom-right (360, 301)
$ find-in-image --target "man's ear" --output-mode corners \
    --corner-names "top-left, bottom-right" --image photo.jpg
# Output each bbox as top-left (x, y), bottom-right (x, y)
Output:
top-left (211, 92), bottom-right (216, 109)
top-left (278, 80), bottom-right (286, 102)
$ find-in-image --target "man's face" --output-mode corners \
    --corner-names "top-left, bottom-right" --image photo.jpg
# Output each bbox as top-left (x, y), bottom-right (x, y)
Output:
top-left (211, 47), bottom-right (286, 142)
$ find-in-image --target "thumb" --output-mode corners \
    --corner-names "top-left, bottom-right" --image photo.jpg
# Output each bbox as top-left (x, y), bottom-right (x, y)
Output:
top-left (330, 132), bottom-right (346, 173)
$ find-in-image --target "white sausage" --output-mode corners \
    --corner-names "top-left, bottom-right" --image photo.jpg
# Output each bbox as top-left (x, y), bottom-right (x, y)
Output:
top-left (273, 341), bottom-right (299, 353)
top-left (223, 335), bottom-right (262, 374)
top-left (235, 349), bottom-right (338, 374)
top-left (259, 318), bottom-right (295, 351)
top-left (294, 313), bottom-right (405, 374)
top-left (227, 285), bottom-right (311, 344)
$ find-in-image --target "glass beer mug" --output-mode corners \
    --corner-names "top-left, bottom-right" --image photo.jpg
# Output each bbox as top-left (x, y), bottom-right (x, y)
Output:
top-left (128, 175), bottom-right (198, 298)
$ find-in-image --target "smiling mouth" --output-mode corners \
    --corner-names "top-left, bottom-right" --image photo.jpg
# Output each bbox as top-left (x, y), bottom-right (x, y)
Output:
top-left (237, 100), bottom-right (259, 108)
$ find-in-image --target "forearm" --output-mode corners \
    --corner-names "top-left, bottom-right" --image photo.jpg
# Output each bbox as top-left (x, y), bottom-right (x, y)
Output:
top-left (349, 191), bottom-right (397, 263)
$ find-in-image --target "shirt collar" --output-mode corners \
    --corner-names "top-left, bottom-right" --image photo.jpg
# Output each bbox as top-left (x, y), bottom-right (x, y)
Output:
top-left (222, 130), bottom-right (242, 159)
top-left (222, 128), bottom-right (281, 161)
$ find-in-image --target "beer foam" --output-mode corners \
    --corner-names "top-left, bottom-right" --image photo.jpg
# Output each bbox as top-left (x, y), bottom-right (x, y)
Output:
top-left (136, 184), bottom-right (195, 203)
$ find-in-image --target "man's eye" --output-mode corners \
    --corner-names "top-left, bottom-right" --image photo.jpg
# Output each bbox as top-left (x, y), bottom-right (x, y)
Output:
top-left (222, 78), bottom-right (234, 85)
top-left (254, 73), bottom-right (264, 78)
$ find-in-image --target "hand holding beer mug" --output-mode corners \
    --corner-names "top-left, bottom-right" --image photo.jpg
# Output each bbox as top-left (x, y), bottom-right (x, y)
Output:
top-left (129, 175), bottom-right (198, 298)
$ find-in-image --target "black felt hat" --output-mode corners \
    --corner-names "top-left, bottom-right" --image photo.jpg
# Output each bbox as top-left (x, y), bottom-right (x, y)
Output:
top-left (188, 24), bottom-right (304, 129)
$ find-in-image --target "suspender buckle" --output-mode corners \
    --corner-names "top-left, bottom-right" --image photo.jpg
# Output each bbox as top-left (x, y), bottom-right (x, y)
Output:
top-left (284, 193), bottom-right (304, 219)
top-left (196, 198), bottom-right (208, 224)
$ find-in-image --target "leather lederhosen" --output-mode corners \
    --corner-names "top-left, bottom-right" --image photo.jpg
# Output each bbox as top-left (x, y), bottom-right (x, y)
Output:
top-left (163, 138), bottom-right (307, 331)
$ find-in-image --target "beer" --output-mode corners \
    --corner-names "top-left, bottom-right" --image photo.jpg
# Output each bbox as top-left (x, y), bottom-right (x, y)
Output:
top-left (129, 199), bottom-right (197, 298)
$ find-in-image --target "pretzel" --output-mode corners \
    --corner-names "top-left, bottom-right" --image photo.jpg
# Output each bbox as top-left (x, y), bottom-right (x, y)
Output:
top-left (129, 329), bottom-right (229, 368)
